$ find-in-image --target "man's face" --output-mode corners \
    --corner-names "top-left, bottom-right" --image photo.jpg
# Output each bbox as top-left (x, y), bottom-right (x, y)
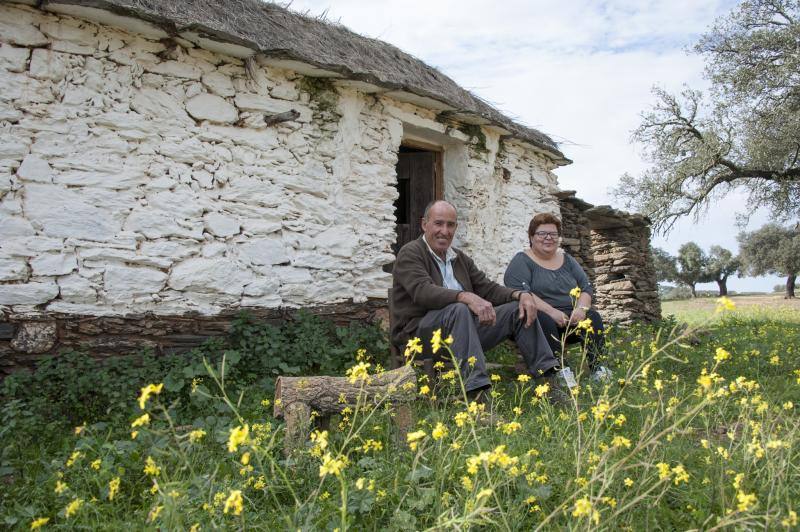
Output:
top-left (421, 202), bottom-right (457, 258)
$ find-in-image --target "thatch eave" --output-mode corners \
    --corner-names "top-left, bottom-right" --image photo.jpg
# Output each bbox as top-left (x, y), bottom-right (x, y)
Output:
top-left (33, 0), bottom-right (570, 165)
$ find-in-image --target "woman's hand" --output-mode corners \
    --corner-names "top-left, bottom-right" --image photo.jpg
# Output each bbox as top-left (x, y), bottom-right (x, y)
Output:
top-left (569, 307), bottom-right (587, 325)
top-left (547, 307), bottom-right (569, 328)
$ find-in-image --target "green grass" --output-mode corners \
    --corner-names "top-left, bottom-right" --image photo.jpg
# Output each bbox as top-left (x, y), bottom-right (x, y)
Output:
top-left (2, 303), bottom-right (799, 530)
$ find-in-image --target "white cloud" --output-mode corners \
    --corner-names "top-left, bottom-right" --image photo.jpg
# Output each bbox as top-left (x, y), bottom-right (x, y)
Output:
top-left (287, 0), bottom-right (785, 292)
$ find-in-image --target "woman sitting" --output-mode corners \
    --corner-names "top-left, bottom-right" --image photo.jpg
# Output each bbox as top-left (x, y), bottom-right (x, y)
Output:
top-left (504, 213), bottom-right (611, 381)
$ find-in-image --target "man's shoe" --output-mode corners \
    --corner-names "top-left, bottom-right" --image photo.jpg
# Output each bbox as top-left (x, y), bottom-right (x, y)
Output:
top-left (534, 373), bottom-right (571, 408)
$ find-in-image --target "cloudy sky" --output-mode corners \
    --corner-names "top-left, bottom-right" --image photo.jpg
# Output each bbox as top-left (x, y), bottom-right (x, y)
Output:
top-left (288, 0), bottom-right (784, 292)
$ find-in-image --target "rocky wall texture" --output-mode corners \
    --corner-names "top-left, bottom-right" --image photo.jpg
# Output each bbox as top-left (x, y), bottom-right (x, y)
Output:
top-left (556, 192), bottom-right (661, 324)
top-left (0, 3), bottom-right (559, 370)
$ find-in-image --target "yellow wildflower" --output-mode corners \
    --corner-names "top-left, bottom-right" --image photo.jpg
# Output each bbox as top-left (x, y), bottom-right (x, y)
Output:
top-left (611, 435), bottom-right (631, 448)
top-left (223, 490), bottom-right (244, 515)
top-left (241, 452), bottom-right (251, 465)
top-left (454, 411), bottom-right (470, 427)
top-left (90, 459), bottom-right (101, 470)
top-left (572, 497), bottom-right (599, 524)
top-left (227, 424), bottom-right (250, 453)
top-left (467, 356), bottom-right (477, 367)
top-left (534, 382), bottom-right (550, 398)
top-left (346, 361), bottom-right (371, 384)
top-left (491, 374), bottom-right (501, 382)
top-left (143, 456), bottom-right (161, 476)
top-left (671, 464), bottom-right (689, 485)
top-left (148, 505), bottom-right (163, 523)
top-left (64, 498), bottom-right (83, 518)
top-left (404, 337), bottom-right (423, 359)
top-left (783, 401), bottom-right (793, 410)
top-left (189, 429), bottom-right (206, 443)
top-left (319, 453), bottom-right (347, 477)
top-left (715, 296), bottom-right (736, 312)
top-left (419, 385), bottom-right (430, 396)
top-left (736, 491), bottom-right (757, 512)
top-left (517, 374), bottom-right (531, 383)
top-left (781, 510), bottom-right (797, 527)
top-left (108, 477), bottom-right (120, 501)
top-left (131, 431), bottom-right (138, 440)
top-left (131, 413), bottom-right (150, 428)
top-left (30, 517), bottom-right (50, 529)
top-left (74, 423), bottom-right (86, 436)
top-left (569, 286), bottom-right (582, 299)
top-left (714, 347), bottom-right (731, 363)
top-left (476, 488), bottom-right (493, 500)
top-left (461, 476), bottom-right (473, 490)
top-left (591, 400), bottom-right (610, 421)
top-left (431, 422), bottom-right (448, 440)
top-left (406, 430), bottom-right (426, 451)
top-left (54, 480), bottom-right (68, 495)
top-left (430, 329), bottom-right (453, 354)
top-left (500, 421), bottom-right (522, 435)
top-left (65, 451), bottom-right (82, 467)
top-left (137, 383), bottom-right (163, 410)
top-left (623, 477), bottom-right (634, 487)
top-left (656, 462), bottom-right (671, 480)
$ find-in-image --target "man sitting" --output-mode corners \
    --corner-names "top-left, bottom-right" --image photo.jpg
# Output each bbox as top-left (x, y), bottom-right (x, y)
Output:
top-left (390, 200), bottom-right (567, 404)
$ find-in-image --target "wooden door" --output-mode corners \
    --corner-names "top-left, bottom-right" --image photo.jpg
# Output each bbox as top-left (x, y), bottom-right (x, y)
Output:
top-left (393, 149), bottom-right (437, 255)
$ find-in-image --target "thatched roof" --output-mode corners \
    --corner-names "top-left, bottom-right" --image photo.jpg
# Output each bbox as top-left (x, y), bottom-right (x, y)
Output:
top-left (41, 0), bottom-right (569, 164)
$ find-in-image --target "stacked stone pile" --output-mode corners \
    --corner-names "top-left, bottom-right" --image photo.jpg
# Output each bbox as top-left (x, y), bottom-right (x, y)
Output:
top-left (556, 193), bottom-right (661, 324)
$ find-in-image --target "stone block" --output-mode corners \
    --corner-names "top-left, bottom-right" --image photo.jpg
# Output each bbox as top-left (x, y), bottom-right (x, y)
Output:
top-left (313, 226), bottom-right (358, 258)
top-left (104, 264), bottom-right (167, 303)
top-left (0, 44), bottom-right (30, 73)
top-left (0, 19), bottom-right (48, 47)
top-left (236, 236), bottom-right (289, 266)
top-left (0, 257), bottom-right (27, 281)
top-left (30, 253), bottom-right (77, 276)
top-left (29, 49), bottom-right (68, 81)
top-left (0, 322), bottom-right (15, 339)
top-left (0, 281), bottom-right (59, 305)
top-left (168, 256), bottom-right (255, 295)
top-left (10, 321), bottom-right (57, 354)
top-left (142, 60), bottom-right (202, 80)
top-left (130, 88), bottom-right (192, 123)
top-left (186, 93), bottom-right (238, 123)
top-left (203, 212), bottom-right (240, 238)
top-left (24, 184), bottom-right (121, 241)
top-left (57, 274), bottom-right (97, 303)
top-left (16, 154), bottom-right (53, 183)
top-left (201, 71), bottom-right (235, 97)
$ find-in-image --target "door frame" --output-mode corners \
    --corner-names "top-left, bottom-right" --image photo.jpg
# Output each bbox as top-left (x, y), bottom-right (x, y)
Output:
top-left (399, 139), bottom-right (444, 203)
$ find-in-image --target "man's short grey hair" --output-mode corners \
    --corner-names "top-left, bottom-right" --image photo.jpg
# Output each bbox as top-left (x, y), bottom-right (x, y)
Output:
top-left (422, 200), bottom-right (457, 221)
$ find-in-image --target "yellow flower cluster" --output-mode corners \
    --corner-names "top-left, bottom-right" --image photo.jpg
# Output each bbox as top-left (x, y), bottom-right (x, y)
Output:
top-left (406, 430), bottom-right (426, 451)
top-left (346, 361), bottom-right (372, 384)
top-left (319, 453), bottom-right (348, 477)
top-left (227, 424), bottom-right (250, 453)
top-left (137, 383), bottom-right (163, 410)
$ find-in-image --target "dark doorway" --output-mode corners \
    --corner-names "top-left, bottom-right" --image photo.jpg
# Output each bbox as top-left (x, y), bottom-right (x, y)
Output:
top-left (392, 144), bottom-right (442, 256)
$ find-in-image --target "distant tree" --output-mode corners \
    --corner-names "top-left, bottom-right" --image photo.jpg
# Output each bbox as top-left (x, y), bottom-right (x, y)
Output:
top-left (675, 242), bottom-right (707, 298)
top-left (652, 247), bottom-right (678, 283)
top-left (615, 0), bottom-right (800, 232)
top-left (738, 224), bottom-right (800, 298)
top-left (701, 245), bottom-right (740, 296)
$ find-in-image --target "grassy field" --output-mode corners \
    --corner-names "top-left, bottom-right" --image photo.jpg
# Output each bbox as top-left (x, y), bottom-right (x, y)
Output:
top-left (662, 294), bottom-right (800, 323)
top-left (1, 299), bottom-right (798, 530)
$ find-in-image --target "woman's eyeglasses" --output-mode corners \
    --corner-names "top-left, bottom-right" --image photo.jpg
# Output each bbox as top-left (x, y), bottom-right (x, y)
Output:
top-left (533, 231), bottom-right (560, 240)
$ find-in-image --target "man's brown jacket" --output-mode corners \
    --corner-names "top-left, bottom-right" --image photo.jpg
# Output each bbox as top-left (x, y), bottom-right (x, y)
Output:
top-left (390, 237), bottom-right (517, 346)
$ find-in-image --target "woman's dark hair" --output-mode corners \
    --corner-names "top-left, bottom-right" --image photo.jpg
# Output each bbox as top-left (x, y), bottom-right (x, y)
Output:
top-left (528, 213), bottom-right (562, 238)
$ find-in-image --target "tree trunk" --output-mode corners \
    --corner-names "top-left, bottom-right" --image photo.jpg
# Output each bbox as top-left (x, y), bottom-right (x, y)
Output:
top-left (690, 284), bottom-right (697, 298)
top-left (716, 279), bottom-right (728, 296)
top-left (787, 275), bottom-right (797, 299)
top-left (274, 365), bottom-right (417, 455)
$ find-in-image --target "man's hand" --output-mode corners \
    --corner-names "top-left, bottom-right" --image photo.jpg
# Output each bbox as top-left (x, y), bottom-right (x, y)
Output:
top-left (457, 291), bottom-right (496, 326)
top-left (569, 307), bottom-right (587, 325)
top-left (517, 292), bottom-right (538, 328)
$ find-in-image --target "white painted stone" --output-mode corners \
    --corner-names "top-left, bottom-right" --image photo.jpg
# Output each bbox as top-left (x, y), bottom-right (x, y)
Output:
top-left (168, 257), bottom-right (254, 295)
top-left (0, 257), bottom-right (27, 281)
top-left (0, 281), bottom-right (59, 305)
top-left (241, 294), bottom-right (282, 308)
top-left (292, 252), bottom-right (351, 270)
top-left (157, 137), bottom-right (216, 164)
top-left (130, 88), bottom-right (192, 123)
top-left (0, 130), bottom-right (30, 159)
top-left (16, 154), bottom-right (53, 183)
top-left (58, 273), bottom-right (97, 303)
top-left (242, 276), bottom-right (280, 296)
top-left (236, 236), bottom-right (289, 266)
top-left (314, 226), bottom-right (359, 257)
top-left (270, 81), bottom-right (299, 101)
top-left (30, 253), bottom-right (77, 276)
top-left (201, 241), bottom-right (226, 257)
top-left (204, 212), bottom-right (240, 238)
top-left (192, 168), bottom-right (214, 188)
top-left (51, 39), bottom-right (95, 56)
top-left (24, 184), bottom-right (121, 241)
top-left (0, 44), bottom-right (30, 73)
top-left (0, 19), bottom-right (48, 47)
top-left (140, 240), bottom-right (198, 260)
top-left (28, 49), bottom-right (69, 81)
top-left (142, 60), bottom-right (202, 80)
top-left (147, 189), bottom-right (205, 219)
top-left (0, 104), bottom-right (22, 122)
top-left (104, 264), bottom-right (167, 303)
top-left (282, 231), bottom-right (315, 250)
top-left (186, 92), bottom-right (238, 123)
top-left (218, 175), bottom-right (283, 206)
top-left (66, 231), bottom-right (140, 250)
top-left (272, 159), bottom-right (328, 197)
top-left (241, 218), bottom-right (282, 235)
top-left (39, 20), bottom-right (97, 45)
top-left (1, 236), bottom-right (63, 256)
top-left (201, 71), bottom-right (235, 97)
top-left (199, 124), bottom-right (279, 151)
top-left (79, 248), bottom-right (173, 269)
top-left (124, 208), bottom-right (204, 240)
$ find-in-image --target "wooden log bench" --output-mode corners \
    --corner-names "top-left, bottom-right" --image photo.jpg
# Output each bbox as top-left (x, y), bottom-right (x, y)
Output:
top-left (273, 364), bottom-right (416, 456)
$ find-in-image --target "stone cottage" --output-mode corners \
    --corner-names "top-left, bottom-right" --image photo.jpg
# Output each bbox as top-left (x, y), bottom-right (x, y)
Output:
top-left (0, 0), bottom-right (659, 373)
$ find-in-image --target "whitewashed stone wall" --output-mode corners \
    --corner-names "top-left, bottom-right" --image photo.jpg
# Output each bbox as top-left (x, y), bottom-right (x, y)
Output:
top-left (0, 2), bottom-right (559, 319)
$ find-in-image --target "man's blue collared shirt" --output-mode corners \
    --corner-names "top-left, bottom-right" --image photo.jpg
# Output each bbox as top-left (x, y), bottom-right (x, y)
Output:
top-left (423, 237), bottom-right (463, 291)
